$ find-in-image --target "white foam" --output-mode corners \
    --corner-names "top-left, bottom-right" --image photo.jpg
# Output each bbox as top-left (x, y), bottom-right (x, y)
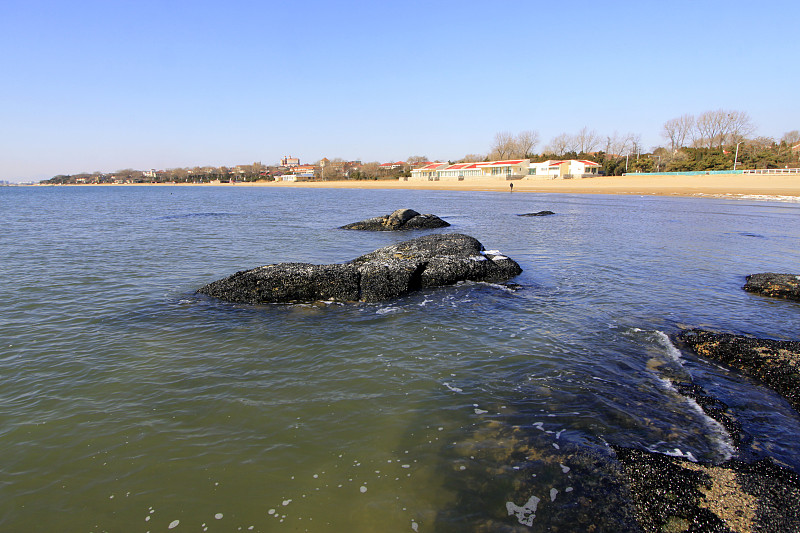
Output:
top-left (506, 495), bottom-right (540, 526)
top-left (474, 408), bottom-right (488, 414)
top-left (443, 382), bottom-right (463, 393)
top-left (711, 194), bottom-right (800, 203)
top-left (648, 446), bottom-right (699, 463)
top-left (560, 464), bottom-right (570, 474)
top-left (376, 307), bottom-right (400, 315)
top-left (168, 520), bottom-right (180, 529)
top-left (214, 513), bottom-right (223, 520)
top-left (550, 488), bottom-right (558, 502)
top-left (656, 379), bottom-right (736, 461)
top-left (653, 330), bottom-right (684, 365)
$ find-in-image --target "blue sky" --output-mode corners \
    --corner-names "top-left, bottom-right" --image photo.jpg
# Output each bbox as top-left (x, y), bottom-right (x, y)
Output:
top-left (2, 0), bottom-right (798, 181)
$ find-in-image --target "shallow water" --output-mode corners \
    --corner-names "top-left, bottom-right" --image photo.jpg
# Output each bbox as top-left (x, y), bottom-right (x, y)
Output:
top-left (1, 186), bottom-right (799, 531)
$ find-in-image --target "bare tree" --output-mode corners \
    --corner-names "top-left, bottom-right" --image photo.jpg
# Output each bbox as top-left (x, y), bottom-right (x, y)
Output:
top-left (780, 130), bottom-right (800, 145)
top-left (605, 132), bottom-right (636, 157)
top-left (662, 114), bottom-right (695, 151)
top-left (726, 110), bottom-right (755, 145)
top-left (747, 136), bottom-right (775, 150)
top-left (490, 131), bottom-right (516, 160)
top-left (460, 153), bottom-right (486, 163)
top-left (545, 133), bottom-right (575, 156)
top-left (515, 130), bottom-right (540, 158)
top-left (630, 133), bottom-right (643, 157)
top-left (695, 109), bottom-right (755, 148)
top-left (574, 127), bottom-right (600, 154)
top-left (488, 130), bottom-right (540, 159)
top-left (406, 155), bottom-right (429, 165)
top-left (358, 162), bottom-right (381, 178)
top-left (695, 110), bottom-right (728, 148)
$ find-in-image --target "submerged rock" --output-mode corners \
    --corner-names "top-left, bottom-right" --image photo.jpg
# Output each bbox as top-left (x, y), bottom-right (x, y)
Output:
top-left (743, 272), bottom-right (800, 301)
top-left (518, 211), bottom-right (555, 217)
top-left (677, 329), bottom-right (800, 413)
top-left (197, 233), bottom-right (521, 304)
top-left (340, 208), bottom-right (450, 230)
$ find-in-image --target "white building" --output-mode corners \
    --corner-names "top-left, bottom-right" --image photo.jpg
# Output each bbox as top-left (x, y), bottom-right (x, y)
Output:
top-left (409, 159), bottom-right (600, 181)
top-left (409, 160), bottom-right (531, 181)
top-left (527, 160), bottom-right (601, 179)
top-left (280, 155), bottom-right (300, 167)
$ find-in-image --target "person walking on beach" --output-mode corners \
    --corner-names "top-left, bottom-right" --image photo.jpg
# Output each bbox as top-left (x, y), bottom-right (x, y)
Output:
top-left (509, 182), bottom-right (513, 192)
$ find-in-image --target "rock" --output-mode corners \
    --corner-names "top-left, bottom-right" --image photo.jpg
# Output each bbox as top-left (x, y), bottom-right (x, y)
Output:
top-left (743, 272), bottom-right (800, 301)
top-left (613, 446), bottom-right (800, 533)
top-left (340, 208), bottom-right (450, 230)
top-left (611, 369), bottom-right (800, 531)
top-left (198, 233), bottom-right (522, 304)
top-left (518, 211), bottom-right (555, 217)
top-left (677, 329), bottom-right (800, 413)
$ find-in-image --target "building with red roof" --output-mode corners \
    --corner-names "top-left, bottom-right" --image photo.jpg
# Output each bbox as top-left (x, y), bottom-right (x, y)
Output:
top-left (408, 158), bottom-right (601, 181)
top-left (528, 160), bottom-right (601, 178)
top-left (409, 159), bottom-right (531, 181)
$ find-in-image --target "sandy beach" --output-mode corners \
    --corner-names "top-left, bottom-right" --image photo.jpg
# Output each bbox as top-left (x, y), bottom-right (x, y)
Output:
top-left (219, 173), bottom-right (800, 199)
top-left (65, 172), bottom-right (800, 200)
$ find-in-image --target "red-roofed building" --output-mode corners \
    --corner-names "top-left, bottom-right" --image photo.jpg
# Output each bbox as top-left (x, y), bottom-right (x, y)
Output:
top-left (528, 160), bottom-right (601, 178)
top-left (409, 158), bottom-right (601, 181)
top-left (409, 159), bottom-right (530, 181)
top-left (290, 164), bottom-right (316, 176)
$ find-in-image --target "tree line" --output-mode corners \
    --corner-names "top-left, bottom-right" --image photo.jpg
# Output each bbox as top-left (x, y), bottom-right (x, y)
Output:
top-left (467, 110), bottom-right (798, 175)
top-left (40, 108), bottom-right (798, 184)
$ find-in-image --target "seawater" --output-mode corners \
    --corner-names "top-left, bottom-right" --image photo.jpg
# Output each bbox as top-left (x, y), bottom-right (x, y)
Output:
top-left (1, 186), bottom-right (799, 532)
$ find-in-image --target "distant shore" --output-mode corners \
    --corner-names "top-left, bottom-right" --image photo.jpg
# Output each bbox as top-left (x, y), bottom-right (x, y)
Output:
top-left (54, 173), bottom-right (800, 200)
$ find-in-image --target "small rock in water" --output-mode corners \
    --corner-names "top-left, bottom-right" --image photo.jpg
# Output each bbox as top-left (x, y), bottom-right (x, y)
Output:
top-left (743, 272), bottom-right (800, 301)
top-left (340, 208), bottom-right (450, 231)
top-left (518, 211), bottom-right (555, 217)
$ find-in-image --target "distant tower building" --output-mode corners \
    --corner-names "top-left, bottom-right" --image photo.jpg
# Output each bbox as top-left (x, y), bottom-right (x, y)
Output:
top-left (281, 155), bottom-right (300, 167)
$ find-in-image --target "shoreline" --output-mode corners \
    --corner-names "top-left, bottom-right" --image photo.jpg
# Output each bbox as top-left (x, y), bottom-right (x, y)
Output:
top-left (45, 173), bottom-right (800, 200)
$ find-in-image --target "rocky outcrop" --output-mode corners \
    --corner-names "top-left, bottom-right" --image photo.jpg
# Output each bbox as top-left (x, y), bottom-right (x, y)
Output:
top-left (518, 211), bottom-right (555, 217)
top-left (340, 208), bottom-right (450, 230)
top-left (613, 366), bottom-right (800, 532)
top-left (614, 447), bottom-right (800, 533)
top-left (743, 273), bottom-right (800, 301)
top-left (677, 329), bottom-right (800, 413)
top-left (197, 233), bottom-right (521, 304)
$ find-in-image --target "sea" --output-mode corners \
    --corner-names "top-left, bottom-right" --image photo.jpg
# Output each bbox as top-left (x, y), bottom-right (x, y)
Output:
top-left (1, 185), bottom-right (799, 532)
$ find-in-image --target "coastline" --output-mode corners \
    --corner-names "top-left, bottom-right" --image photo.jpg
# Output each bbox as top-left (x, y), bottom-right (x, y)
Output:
top-left (51, 173), bottom-right (800, 200)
